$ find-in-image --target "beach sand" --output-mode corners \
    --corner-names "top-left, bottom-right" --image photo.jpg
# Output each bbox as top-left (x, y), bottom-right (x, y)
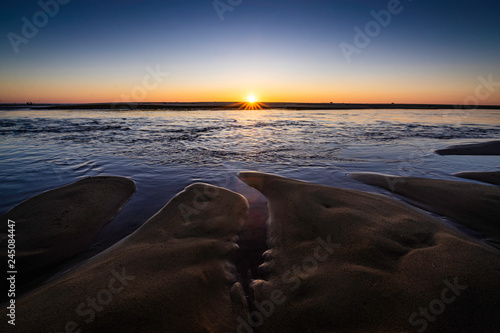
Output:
top-left (436, 140), bottom-right (500, 155)
top-left (238, 172), bottom-right (500, 333)
top-left (453, 171), bottom-right (500, 186)
top-left (1, 183), bottom-right (248, 332)
top-left (0, 176), bottom-right (136, 295)
top-left (349, 173), bottom-right (500, 247)
top-left (2, 173), bottom-right (500, 332)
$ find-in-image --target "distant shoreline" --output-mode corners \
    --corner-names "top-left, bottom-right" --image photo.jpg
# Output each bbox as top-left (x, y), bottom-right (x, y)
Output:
top-left (1, 102), bottom-right (500, 110)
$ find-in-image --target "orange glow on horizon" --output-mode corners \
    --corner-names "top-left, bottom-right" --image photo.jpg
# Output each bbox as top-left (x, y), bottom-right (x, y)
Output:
top-left (1, 78), bottom-right (500, 105)
top-left (230, 101), bottom-right (269, 110)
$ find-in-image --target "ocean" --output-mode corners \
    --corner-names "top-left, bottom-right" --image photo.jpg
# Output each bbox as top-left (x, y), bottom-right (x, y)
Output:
top-left (1, 107), bottom-right (499, 250)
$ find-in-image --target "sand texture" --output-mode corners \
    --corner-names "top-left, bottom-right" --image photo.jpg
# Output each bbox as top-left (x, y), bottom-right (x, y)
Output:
top-left (238, 171), bottom-right (500, 333)
top-left (3, 174), bottom-right (500, 332)
top-left (1, 183), bottom-right (248, 332)
top-left (453, 171), bottom-right (500, 186)
top-left (0, 176), bottom-right (136, 282)
top-left (349, 173), bottom-right (500, 246)
top-left (435, 140), bottom-right (500, 155)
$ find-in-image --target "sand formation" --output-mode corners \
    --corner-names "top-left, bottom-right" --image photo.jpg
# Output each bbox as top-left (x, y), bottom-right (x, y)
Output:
top-left (453, 171), bottom-right (500, 186)
top-left (2, 183), bottom-right (248, 332)
top-left (238, 172), bottom-right (500, 333)
top-left (435, 140), bottom-right (500, 186)
top-left (0, 176), bottom-right (136, 297)
top-left (435, 140), bottom-right (500, 155)
top-left (349, 173), bottom-right (500, 247)
top-left (2, 172), bottom-right (500, 332)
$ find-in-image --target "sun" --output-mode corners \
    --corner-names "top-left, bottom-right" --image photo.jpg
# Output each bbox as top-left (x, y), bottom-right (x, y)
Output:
top-left (247, 95), bottom-right (257, 103)
top-left (233, 94), bottom-right (266, 110)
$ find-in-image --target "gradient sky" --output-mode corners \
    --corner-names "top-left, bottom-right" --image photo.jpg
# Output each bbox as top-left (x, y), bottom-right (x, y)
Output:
top-left (1, 0), bottom-right (499, 104)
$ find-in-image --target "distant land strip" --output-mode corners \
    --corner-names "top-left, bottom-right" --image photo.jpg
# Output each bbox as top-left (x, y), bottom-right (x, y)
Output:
top-left (2, 102), bottom-right (500, 110)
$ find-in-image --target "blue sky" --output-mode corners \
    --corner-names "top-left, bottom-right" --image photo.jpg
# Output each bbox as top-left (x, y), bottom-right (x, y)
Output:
top-left (1, 0), bottom-right (499, 103)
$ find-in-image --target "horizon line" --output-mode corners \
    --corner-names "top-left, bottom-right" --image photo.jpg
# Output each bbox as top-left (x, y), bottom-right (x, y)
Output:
top-left (3, 101), bottom-right (499, 110)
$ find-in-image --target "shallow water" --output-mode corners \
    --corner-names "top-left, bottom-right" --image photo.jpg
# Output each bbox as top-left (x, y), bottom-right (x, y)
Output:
top-left (1, 108), bottom-right (499, 250)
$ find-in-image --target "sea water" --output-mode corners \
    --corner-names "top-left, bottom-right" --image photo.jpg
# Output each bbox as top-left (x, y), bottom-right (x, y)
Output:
top-left (1, 108), bottom-right (499, 249)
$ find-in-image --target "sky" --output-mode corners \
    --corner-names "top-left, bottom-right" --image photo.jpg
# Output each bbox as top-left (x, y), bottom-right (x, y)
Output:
top-left (1, 0), bottom-right (499, 104)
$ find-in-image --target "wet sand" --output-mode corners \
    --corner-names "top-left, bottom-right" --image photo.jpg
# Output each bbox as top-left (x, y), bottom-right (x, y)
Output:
top-left (2, 173), bottom-right (500, 332)
top-left (0, 176), bottom-right (136, 297)
top-left (238, 172), bottom-right (500, 333)
top-left (453, 171), bottom-right (500, 186)
top-left (2, 183), bottom-right (248, 332)
top-left (349, 173), bottom-right (500, 247)
top-left (436, 140), bottom-right (500, 155)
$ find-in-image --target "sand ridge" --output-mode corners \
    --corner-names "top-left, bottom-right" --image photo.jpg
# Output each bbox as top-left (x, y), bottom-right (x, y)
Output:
top-left (238, 171), bottom-right (500, 333)
top-left (453, 171), bottom-right (500, 186)
top-left (1, 183), bottom-right (249, 333)
top-left (0, 176), bottom-right (136, 295)
top-left (436, 140), bottom-right (500, 155)
top-left (349, 173), bottom-right (500, 247)
top-left (3, 173), bottom-right (500, 332)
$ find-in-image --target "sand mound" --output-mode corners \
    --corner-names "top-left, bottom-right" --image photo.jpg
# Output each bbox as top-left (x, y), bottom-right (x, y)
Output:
top-left (349, 173), bottom-right (500, 246)
top-left (436, 140), bottom-right (500, 155)
top-left (453, 171), bottom-right (500, 186)
top-left (238, 171), bottom-right (500, 333)
top-left (0, 176), bottom-right (136, 282)
top-left (1, 183), bottom-right (249, 332)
